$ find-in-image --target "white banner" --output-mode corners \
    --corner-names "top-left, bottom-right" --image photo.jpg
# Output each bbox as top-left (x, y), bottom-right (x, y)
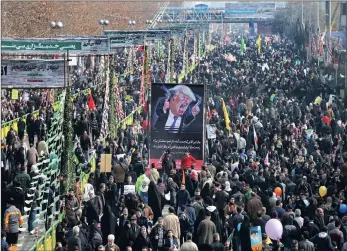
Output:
top-left (1, 59), bottom-right (65, 88)
top-left (206, 124), bottom-right (217, 139)
top-left (124, 185), bottom-right (136, 195)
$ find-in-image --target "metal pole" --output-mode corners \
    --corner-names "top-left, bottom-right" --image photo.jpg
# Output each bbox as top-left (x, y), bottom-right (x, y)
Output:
top-left (302, 1), bottom-right (304, 28)
top-left (336, 66), bottom-right (338, 87)
top-left (329, 1), bottom-right (332, 36)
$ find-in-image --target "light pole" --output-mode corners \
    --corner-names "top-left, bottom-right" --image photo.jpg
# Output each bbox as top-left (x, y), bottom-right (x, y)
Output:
top-left (128, 20), bottom-right (136, 30)
top-left (99, 19), bottom-right (109, 33)
top-left (50, 21), bottom-right (64, 36)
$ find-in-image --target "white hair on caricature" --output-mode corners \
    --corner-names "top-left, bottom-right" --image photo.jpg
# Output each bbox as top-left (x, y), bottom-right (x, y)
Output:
top-left (169, 85), bottom-right (196, 102)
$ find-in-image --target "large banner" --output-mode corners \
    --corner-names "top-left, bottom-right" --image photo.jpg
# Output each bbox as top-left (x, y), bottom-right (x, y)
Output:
top-left (1, 37), bottom-right (109, 54)
top-left (150, 83), bottom-right (205, 170)
top-left (225, 2), bottom-right (276, 19)
top-left (1, 59), bottom-right (65, 88)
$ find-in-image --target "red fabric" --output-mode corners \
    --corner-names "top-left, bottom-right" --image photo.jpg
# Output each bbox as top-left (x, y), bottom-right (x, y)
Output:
top-left (88, 94), bottom-right (96, 111)
top-left (181, 155), bottom-right (197, 169)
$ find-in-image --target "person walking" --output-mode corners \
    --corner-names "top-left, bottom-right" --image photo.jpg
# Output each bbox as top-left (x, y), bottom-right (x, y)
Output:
top-left (197, 211), bottom-right (217, 245)
top-left (3, 198), bottom-right (23, 246)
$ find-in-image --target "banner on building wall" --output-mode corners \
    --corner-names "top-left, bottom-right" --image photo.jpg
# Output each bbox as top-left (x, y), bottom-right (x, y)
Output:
top-left (150, 83), bottom-right (205, 170)
top-left (1, 59), bottom-right (65, 88)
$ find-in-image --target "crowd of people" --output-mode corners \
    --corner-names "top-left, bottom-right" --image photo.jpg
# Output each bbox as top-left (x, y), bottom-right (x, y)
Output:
top-left (2, 30), bottom-right (347, 251)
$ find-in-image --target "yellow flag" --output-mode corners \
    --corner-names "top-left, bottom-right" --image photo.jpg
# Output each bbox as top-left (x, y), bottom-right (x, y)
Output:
top-left (256, 35), bottom-right (261, 54)
top-left (221, 98), bottom-right (230, 131)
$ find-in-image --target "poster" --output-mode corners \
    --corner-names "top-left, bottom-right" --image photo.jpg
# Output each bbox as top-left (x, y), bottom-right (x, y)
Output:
top-left (11, 89), bottom-right (19, 100)
top-left (206, 124), bottom-right (217, 139)
top-left (1, 59), bottom-right (65, 88)
top-left (150, 83), bottom-right (205, 170)
top-left (100, 154), bottom-right (112, 173)
top-left (250, 226), bottom-right (262, 251)
top-left (124, 185), bottom-right (136, 195)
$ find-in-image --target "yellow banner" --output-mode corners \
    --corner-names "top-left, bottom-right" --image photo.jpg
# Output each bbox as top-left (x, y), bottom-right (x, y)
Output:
top-left (11, 89), bottom-right (19, 100)
top-left (221, 98), bottom-right (230, 131)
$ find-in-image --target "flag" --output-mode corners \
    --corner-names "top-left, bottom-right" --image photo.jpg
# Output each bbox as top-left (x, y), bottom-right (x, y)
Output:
top-left (264, 151), bottom-right (269, 166)
top-left (240, 38), bottom-right (245, 54)
top-left (253, 126), bottom-right (258, 150)
top-left (256, 35), bottom-right (261, 54)
top-left (207, 106), bottom-right (212, 121)
top-left (88, 93), bottom-right (96, 111)
top-left (221, 98), bottom-right (230, 131)
top-left (182, 170), bottom-right (185, 184)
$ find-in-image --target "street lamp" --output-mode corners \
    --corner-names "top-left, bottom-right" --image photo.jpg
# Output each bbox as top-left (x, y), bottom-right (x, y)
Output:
top-left (50, 21), bottom-right (63, 37)
top-left (50, 21), bottom-right (64, 29)
top-left (99, 19), bottom-right (109, 33)
top-left (99, 19), bottom-right (109, 26)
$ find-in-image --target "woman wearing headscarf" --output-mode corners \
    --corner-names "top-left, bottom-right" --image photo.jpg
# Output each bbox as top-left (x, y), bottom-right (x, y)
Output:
top-left (101, 205), bottom-right (116, 245)
top-left (237, 215), bottom-right (252, 251)
top-left (133, 226), bottom-right (152, 251)
top-left (148, 181), bottom-right (162, 223)
top-left (117, 220), bottom-right (132, 250)
top-left (201, 182), bottom-right (213, 199)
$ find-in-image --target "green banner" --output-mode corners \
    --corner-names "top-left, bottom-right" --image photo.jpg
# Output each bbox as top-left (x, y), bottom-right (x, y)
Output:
top-left (2, 40), bottom-right (81, 51)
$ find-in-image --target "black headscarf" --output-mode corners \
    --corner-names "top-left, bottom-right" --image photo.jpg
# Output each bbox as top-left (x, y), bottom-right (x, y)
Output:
top-left (148, 181), bottom-right (162, 223)
top-left (100, 205), bottom-right (116, 245)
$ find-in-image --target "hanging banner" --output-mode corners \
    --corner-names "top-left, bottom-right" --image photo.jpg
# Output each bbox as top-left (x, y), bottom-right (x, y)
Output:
top-left (1, 37), bottom-right (109, 54)
top-left (109, 35), bottom-right (144, 49)
top-left (150, 83), bottom-right (205, 170)
top-left (104, 30), bottom-right (171, 40)
top-left (1, 59), bottom-right (65, 88)
top-left (225, 2), bottom-right (276, 19)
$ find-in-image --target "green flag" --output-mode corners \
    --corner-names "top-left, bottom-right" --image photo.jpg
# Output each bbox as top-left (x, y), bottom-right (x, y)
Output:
top-left (240, 38), bottom-right (245, 53)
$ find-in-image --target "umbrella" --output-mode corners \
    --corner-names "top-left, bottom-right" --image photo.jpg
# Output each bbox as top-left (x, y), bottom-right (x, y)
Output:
top-left (322, 116), bottom-right (331, 126)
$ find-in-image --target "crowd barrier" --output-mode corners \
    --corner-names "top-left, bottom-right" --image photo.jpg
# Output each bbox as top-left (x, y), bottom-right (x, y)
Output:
top-left (29, 152), bottom-right (97, 251)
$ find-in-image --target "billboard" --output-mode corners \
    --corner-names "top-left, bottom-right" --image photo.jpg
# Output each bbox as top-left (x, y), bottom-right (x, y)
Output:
top-left (1, 37), bottom-right (109, 54)
top-left (1, 59), bottom-right (65, 88)
top-left (150, 83), bottom-right (205, 170)
top-left (225, 2), bottom-right (276, 19)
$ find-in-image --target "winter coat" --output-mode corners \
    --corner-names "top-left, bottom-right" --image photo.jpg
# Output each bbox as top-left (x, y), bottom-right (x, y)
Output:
top-left (163, 213), bottom-right (180, 239)
top-left (197, 219), bottom-right (216, 245)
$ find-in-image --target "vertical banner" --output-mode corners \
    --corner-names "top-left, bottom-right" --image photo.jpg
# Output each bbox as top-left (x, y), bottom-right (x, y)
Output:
top-left (198, 31), bottom-right (202, 58)
top-left (250, 226), bottom-right (262, 251)
top-left (150, 83), bottom-right (205, 170)
top-left (169, 39), bottom-right (175, 82)
top-left (100, 56), bottom-right (110, 139)
top-left (182, 35), bottom-right (187, 75)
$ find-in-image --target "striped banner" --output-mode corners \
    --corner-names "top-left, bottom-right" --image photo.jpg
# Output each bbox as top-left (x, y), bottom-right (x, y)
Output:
top-left (100, 57), bottom-right (110, 138)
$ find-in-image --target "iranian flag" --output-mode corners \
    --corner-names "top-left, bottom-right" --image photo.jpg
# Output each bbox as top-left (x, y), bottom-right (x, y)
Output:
top-left (253, 126), bottom-right (258, 150)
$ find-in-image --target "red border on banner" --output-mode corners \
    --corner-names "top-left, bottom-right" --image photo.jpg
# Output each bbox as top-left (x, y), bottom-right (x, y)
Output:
top-left (150, 158), bottom-right (203, 171)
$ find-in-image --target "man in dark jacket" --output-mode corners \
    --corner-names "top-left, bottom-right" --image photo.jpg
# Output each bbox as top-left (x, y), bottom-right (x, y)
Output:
top-left (13, 166), bottom-right (31, 192)
top-left (211, 233), bottom-right (225, 251)
top-left (17, 117), bottom-right (26, 141)
top-left (80, 131), bottom-right (91, 161)
top-left (67, 226), bottom-right (82, 251)
top-left (176, 184), bottom-right (191, 213)
top-left (150, 217), bottom-right (168, 251)
top-left (310, 231), bottom-right (335, 251)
